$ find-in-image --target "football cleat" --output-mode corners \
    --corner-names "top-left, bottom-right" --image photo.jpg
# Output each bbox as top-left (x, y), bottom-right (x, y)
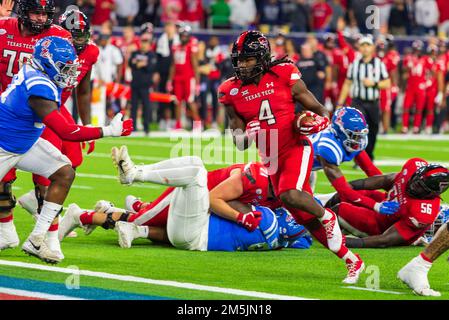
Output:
top-left (343, 254), bottom-right (365, 284)
top-left (111, 146), bottom-right (138, 185)
top-left (58, 204), bottom-right (83, 241)
top-left (17, 190), bottom-right (39, 220)
top-left (397, 255), bottom-right (441, 297)
top-left (0, 221), bottom-right (20, 250)
top-left (116, 221), bottom-right (139, 248)
top-left (45, 234), bottom-right (64, 261)
top-left (321, 209), bottom-right (343, 252)
top-left (22, 233), bottom-right (61, 264)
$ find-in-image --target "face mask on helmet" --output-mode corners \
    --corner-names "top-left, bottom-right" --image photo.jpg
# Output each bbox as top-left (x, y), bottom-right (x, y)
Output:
top-left (406, 165), bottom-right (449, 199)
top-left (332, 107), bottom-right (369, 153)
top-left (59, 9), bottom-right (91, 53)
top-left (231, 31), bottom-right (271, 83)
top-left (32, 37), bottom-right (79, 89)
top-left (275, 208), bottom-right (309, 248)
top-left (18, 0), bottom-right (56, 34)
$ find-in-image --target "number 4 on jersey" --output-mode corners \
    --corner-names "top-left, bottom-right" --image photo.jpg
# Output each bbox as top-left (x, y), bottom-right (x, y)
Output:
top-left (259, 100), bottom-right (276, 125)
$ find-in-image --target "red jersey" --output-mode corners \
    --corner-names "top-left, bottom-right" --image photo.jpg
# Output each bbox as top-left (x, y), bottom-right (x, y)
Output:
top-left (0, 18), bottom-right (71, 92)
top-left (311, 2), bottom-right (332, 30)
top-left (403, 55), bottom-right (433, 88)
top-left (218, 63), bottom-right (302, 161)
top-left (384, 158), bottom-right (441, 242)
top-left (91, 0), bottom-right (114, 26)
top-left (61, 42), bottom-right (100, 105)
top-left (180, 0), bottom-right (204, 23)
top-left (383, 50), bottom-right (400, 74)
top-left (428, 56), bottom-right (445, 90)
top-left (172, 39), bottom-right (198, 79)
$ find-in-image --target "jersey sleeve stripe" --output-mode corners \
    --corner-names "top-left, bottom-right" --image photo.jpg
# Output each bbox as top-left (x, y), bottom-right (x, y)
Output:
top-left (318, 143), bottom-right (343, 164)
top-left (26, 81), bottom-right (60, 102)
top-left (320, 137), bottom-right (344, 160)
top-left (25, 77), bottom-right (58, 91)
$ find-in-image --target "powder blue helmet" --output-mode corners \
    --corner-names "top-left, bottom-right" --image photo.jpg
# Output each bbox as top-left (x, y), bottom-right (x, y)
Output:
top-left (332, 107), bottom-right (369, 153)
top-left (31, 36), bottom-right (79, 88)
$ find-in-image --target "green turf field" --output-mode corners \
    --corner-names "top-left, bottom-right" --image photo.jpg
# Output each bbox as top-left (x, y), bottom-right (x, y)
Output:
top-left (0, 135), bottom-right (448, 300)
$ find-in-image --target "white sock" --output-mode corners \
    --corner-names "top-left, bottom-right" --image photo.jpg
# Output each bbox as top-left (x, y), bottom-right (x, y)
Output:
top-left (136, 225), bottom-right (149, 239)
top-left (136, 156), bottom-right (204, 187)
top-left (318, 208), bottom-right (332, 223)
top-left (31, 201), bottom-right (62, 236)
top-left (416, 254), bottom-right (433, 268)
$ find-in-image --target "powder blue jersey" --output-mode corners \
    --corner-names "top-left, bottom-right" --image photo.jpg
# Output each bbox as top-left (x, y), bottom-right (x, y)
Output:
top-left (0, 64), bottom-right (62, 154)
top-left (207, 206), bottom-right (280, 252)
top-left (310, 129), bottom-right (361, 170)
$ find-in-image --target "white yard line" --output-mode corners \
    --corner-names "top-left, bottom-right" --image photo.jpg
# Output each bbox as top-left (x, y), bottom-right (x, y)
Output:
top-left (0, 260), bottom-right (313, 300)
top-left (0, 287), bottom-right (85, 300)
top-left (342, 286), bottom-right (404, 295)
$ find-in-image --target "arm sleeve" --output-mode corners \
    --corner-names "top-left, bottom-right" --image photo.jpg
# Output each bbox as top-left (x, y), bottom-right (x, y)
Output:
top-left (43, 109), bottom-right (102, 142)
top-left (355, 151), bottom-right (383, 176)
top-left (331, 176), bottom-right (377, 210)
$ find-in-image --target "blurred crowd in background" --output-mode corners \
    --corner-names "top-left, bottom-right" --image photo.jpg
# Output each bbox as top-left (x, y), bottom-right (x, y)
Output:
top-left (46, 0), bottom-right (449, 134)
top-left (54, 0), bottom-right (449, 36)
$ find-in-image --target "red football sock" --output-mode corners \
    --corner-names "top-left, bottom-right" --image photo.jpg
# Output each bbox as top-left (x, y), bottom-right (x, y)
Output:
top-left (420, 252), bottom-right (433, 263)
top-left (0, 215), bottom-right (13, 223)
top-left (79, 211), bottom-right (95, 225)
top-left (48, 223), bottom-right (59, 232)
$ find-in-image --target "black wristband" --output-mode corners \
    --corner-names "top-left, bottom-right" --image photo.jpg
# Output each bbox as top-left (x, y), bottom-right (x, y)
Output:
top-left (345, 237), bottom-right (365, 248)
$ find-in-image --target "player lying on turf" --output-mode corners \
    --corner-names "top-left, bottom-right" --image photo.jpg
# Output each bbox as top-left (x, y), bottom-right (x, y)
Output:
top-left (59, 150), bottom-right (312, 251)
top-left (66, 200), bottom-right (312, 252)
top-left (309, 106), bottom-right (398, 216)
top-left (59, 151), bottom-right (276, 238)
top-left (398, 209), bottom-right (449, 296)
top-left (0, 36), bottom-right (133, 264)
top-left (325, 158), bottom-right (449, 248)
top-left (58, 148), bottom-right (311, 248)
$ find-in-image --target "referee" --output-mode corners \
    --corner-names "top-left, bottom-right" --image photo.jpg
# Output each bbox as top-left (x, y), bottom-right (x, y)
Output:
top-left (338, 36), bottom-right (391, 160)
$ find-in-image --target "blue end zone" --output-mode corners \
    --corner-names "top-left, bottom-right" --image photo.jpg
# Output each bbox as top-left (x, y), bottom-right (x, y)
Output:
top-left (0, 275), bottom-right (170, 300)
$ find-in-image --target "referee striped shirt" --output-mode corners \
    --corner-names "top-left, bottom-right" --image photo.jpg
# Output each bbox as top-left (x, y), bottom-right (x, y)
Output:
top-left (347, 56), bottom-right (389, 101)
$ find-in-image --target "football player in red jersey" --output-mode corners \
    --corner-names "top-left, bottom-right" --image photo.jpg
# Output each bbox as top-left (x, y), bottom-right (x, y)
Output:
top-left (218, 30), bottom-right (364, 284)
top-left (0, 0), bottom-right (72, 252)
top-left (330, 158), bottom-right (449, 249)
top-left (167, 25), bottom-right (201, 130)
top-left (424, 44), bottom-right (447, 134)
top-left (402, 40), bottom-right (434, 134)
top-left (377, 35), bottom-right (400, 134)
top-left (15, 8), bottom-right (100, 256)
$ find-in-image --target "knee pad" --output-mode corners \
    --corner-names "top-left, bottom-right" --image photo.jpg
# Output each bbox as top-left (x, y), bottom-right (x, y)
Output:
top-left (0, 182), bottom-right (16, 211)
top-left (101, 212), bottom-right (130, 230)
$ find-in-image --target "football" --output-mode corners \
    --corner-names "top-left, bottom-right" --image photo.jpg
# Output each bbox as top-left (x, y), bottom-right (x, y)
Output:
top-left (294, 112), bottom-right (316, 133)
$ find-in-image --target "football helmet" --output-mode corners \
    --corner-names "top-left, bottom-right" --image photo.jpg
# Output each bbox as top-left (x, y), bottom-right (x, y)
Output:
top-left (331, 107), bottom-right (369, 153)
top-left (406, 164), bottom-right (449, 199)
top-left (275, 208), bottom-right (310, 248)
top-left (424, 204), bottom-right (449, 241)
top-left (231, 30), bottom-right (272, 83)
top-left (59, 9), bottom-right (91, 53)
top-left (17, 0), bottom-right (56, 34)
top-left (31, 36), bottom-right (79, 88)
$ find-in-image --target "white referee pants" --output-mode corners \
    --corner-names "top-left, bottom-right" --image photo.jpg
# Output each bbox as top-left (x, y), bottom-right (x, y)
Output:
top-left (136, 156), bottom-right (210, 251)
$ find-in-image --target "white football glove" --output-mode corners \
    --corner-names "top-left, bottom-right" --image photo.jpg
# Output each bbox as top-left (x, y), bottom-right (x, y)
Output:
top-left (102, 113), bottom-right (133, 137)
